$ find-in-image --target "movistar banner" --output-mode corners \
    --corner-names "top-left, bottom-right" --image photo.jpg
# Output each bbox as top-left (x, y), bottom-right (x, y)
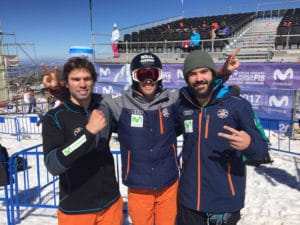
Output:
top-left (240, 88), bottom-right (295, 120)
top-left (93, 62), bottom-right (300, 121)
top-left (94, 62), bottom-right (300, 91)
top-left (224, 62), bottom-right (300, 89)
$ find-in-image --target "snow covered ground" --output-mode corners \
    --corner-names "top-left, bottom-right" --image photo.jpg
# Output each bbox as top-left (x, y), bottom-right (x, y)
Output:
top-left (1, 132), bottom-right (300, 225)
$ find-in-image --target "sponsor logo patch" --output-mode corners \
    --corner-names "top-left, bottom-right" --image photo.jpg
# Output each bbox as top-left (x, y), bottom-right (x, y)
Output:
top-left (184, 120), bottom-right (193, 133)
top-left (162, 108), bottom-right (170, 118)
top-left (217, 109), bottom-right (229, 119)
top-left (131, 114), bottom-right (143, 127)
top-left (183, 110), bottom-right (193, 116)
top-left (74, 127), bottom-right (83, 136)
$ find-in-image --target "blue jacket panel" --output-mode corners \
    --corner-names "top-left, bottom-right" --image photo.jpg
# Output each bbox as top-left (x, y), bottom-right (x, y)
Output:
top-left (175, 86), bottom-right (268, 213)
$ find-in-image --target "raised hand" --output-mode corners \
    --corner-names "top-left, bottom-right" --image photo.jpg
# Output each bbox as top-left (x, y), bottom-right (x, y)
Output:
top-left (218, 48), bottom-right (241, 77)
top-left (85, 109), bottom-right (107, 134)
top-left (41, 64), bottom-right (64, 90)
top-left (225, 47), bottom-right (241, 72)
top-left (218, 125), bottom-right (251, 151)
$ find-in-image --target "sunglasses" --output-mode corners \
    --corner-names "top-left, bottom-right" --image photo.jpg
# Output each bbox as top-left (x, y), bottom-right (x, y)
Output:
top-left (132, 68), bottom-right (162, 83)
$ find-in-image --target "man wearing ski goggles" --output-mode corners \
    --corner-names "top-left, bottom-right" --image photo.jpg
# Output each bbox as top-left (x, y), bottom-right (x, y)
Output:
top-left (132, 68), bottom-right (162, 83)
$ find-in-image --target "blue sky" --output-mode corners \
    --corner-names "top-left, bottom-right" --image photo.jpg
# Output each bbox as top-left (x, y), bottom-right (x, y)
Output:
top-left (1, 0), bottom-right (299, 63)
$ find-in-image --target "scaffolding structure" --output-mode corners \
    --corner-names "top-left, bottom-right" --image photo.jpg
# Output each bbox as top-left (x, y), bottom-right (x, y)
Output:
top-left (0, 26), bottom-right (40, 105)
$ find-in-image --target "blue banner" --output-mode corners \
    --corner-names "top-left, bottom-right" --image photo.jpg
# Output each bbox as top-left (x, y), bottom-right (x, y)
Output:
top-left (93, 62), bottom-right (300, 121)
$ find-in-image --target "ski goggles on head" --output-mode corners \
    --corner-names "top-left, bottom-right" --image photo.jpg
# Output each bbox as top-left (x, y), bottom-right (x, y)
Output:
top-left (132, 68), bottom-right (162, 83)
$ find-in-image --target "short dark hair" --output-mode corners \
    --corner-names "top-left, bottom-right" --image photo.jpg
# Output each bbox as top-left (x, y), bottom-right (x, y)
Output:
top-left (62, 57), bottom-right (98, 82)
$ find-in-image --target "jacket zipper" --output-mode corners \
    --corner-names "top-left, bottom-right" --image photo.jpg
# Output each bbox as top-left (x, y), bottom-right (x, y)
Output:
top-left (172, 144), bottom-right (179, 169)
top-left (197, 109), bottom-right (203, 211)
top-left (205, 114), bottom-right (210, 139)
top-left (124, 150), bottom-right (131, 181)
top-left (158, 109), bottom-right (164, 134)
top-left (227, 163), bottom-right (236, 196)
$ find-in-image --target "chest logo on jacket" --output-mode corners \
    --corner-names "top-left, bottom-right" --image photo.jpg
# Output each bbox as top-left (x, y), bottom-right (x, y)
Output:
top-left (183, 110), bottom-right (193, 116)
top-left (217, 109), bottom-right (229, 119)
top-left (131, 114), bottom-right (143, 127)
top-left (74, 127), bottom-right (83, 136)
top-left (184, 120), bottom-right (193, 133)
top-left (162, 108), bottom-right (170, 118)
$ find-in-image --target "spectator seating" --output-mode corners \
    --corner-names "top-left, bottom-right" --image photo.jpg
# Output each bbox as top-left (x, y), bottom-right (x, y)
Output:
top-left (288, 25), bottom-right (300, 49)
top-left (275, 26), bottom-right (290, 49)
top-left (120, 8), bottom-right (300, 53)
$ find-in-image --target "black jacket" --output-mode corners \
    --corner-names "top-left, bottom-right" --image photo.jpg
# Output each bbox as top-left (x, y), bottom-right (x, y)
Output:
top-left (42, 93), bottom-right (120, 214)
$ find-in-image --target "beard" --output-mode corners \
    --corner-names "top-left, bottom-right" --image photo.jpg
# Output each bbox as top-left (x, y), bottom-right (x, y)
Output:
top-left (189, 76), bottom-right (215, 100)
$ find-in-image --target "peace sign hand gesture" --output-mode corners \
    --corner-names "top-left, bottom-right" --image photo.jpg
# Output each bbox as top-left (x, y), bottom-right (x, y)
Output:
top-left (41, 64), bottom-right (65, 90)
top-left (218, 125), bottom-right (251, 151)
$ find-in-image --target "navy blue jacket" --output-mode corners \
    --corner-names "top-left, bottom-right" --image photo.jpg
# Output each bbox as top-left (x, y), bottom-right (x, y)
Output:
top-left (175, 85), bottom-right (268, 213)
top-left (104, 87), bottom-right (180, 190)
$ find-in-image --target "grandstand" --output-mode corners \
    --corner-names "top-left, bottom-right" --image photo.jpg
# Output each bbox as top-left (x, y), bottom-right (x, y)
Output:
top-left (93, 6), bottom-right (300, 63)
top-left (89, 5), bottom-right (300, 140)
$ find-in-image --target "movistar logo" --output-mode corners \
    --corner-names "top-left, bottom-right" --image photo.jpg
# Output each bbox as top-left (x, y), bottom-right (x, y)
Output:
top-left (102, 85), bottom-right (114, 94)
top-left (132, 115), bottom-right (142, 123)
top-left (184, 120), bottom-right (193, 133)
top-left (131, 114), bottom-right (143, 128)
top-left (273, 68), bottom-right (293, 81)
top-left (99, 67), bottom-right (111, 76)
top-left (177, 69), bottom-right (184, 79)
top-left (269, 96), bottom-right (289, 107)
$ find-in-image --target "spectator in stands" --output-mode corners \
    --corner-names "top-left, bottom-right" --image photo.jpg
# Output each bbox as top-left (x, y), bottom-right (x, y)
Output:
top-left (211, 21), bottom-right (219, 30)
top-left (111, 23), bottom-right (120, 58)
top-left (27, 90), bottom-right (36, 113)
top-left (179, 21), bottom-right (185, 30)
top-left (209, 24), bottom-right (217, 40)
top-left (209, 24), bottom-right (217, 50)
top-left (217, 21), bottom-right (230, 45)
top-left (42, 57), bottom-right (123, 225)
top-left (182, 39), bottom-right (191, 52)
top-left (175, 50), bottom-right (268, 225)
top-left (201, 21), bottom-right (207, 29)
top-left (190, 28), bottom-right (201, 51)
top-left (283, 21), bottom-right (292, 27)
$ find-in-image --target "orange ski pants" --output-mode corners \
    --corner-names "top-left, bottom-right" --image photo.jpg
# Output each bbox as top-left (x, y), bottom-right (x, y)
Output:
top-left (128, 180), bottom-right (178, 225)
top-left (57, 196), bottom-right (123, 225)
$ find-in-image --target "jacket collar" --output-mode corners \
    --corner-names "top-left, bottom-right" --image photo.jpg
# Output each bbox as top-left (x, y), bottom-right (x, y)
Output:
top-left (63, 93), bottom-right (102, 114)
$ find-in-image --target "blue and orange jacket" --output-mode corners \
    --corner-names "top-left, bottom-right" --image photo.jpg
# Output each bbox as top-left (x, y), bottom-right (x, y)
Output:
top-left (104, 87), bottom-right (180, 190)
top-left (175, 85), bottom-right (268, 213)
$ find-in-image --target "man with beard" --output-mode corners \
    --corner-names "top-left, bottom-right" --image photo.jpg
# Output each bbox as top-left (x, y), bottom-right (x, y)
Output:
top-left (175, 50), bottom-right (268, 225)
